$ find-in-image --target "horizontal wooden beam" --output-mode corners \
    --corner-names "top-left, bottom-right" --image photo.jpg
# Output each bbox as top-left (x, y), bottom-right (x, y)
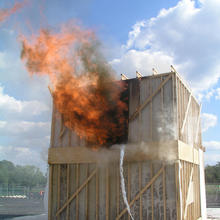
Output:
top-left (178, 140), bottom-right (199, 165)
top-left (48, 140), bottom-right (200, 165)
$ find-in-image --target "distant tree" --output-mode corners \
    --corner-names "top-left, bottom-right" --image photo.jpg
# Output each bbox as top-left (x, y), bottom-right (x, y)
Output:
top-left (0, 160), bottom-right (47, 188)
top-left (0, 160), bottom-right (15, 186)
top-left (205, 162), bottom-right (220, 183)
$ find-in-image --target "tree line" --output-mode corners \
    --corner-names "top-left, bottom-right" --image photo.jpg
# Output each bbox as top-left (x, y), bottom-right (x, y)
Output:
top-left (0, 160), bottom-right (47, 189)
top-left (0, 160), bottom-right (219, 188)
top-left (205, 162), bottom-right (220, 184)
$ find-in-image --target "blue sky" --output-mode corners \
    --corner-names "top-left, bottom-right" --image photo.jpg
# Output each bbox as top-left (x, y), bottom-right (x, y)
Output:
top-left (0, 0), bottom-right (220, 172)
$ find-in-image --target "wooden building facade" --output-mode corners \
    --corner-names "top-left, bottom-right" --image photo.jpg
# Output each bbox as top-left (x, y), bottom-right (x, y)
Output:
top-left (48, 70), bottom-right (206, 220)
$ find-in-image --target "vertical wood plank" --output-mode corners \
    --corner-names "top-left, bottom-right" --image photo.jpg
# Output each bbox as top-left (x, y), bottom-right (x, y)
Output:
top-left (175, 162), bottom-right (180, 220)
top-left (48, 165), bottom-right (53, 220)
top-left (51, 165), bottom-right (58, 220)
top-left (96, 165), bottom-right (99, 220)
top-left (86, 164), bottom-right (89, 220)
top-left (174, 73), bottom-right (179, 140)
top-left (160, 76), bottom-right (164, 112)
top-left (106, 167), bottom-right (109, 220)
top-left (116, 163), bottom-right (120, 216)
top-left (88, 164), bottom-right (96, 219)
top-left (50, 104), bottom-right (56, 148)
top-left (150, 79), bottom-right (153, 141)
top-left (76, 164), bottom-right (79, 220)
top-left (68, 129), bottom-right (72, 147)
top-left (57, 164), bottom-right (61, 220)
top-left (151, 162), bottom-right (154, 220)
top-left (139, 162), bottom-right (143, 220)
top-left (66, 164), bottom-right (70, 220)
top-left (178, 78), bottom-right (181, 140)
top-left (128, 163), bottom-right (131, 220)
top-left (163, 165), bottom-right (166, 220)
top-left (60, 115), bottom-right (64, 148)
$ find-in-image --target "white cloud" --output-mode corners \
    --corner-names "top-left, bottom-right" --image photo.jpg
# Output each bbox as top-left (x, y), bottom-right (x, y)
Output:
top-left (215, 88), bottom-right (220, 100)
top-left (110, 50), bottom-right (174, 77)
top-left (201, 113), bottom-right (217, 132)
top-left (204, 152), bottom-right (220, 165)
top-left (204, 141), bottom-right (220, 150)
top-left (0, 120), bottom-right (50, 138)
top-left (111, 0), bottom-right (220, 93)
top-left (0, 85), bottom-right (49, 118)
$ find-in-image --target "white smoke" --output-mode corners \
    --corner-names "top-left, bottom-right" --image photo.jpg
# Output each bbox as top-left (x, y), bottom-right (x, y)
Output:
top-left (120, 145), bottom-right (134, 220)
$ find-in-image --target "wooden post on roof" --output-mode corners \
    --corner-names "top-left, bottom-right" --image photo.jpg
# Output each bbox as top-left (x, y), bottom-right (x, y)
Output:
top-left (121, 73), bottom-right (129, 80)
top-left (136, 71), bottom-right (143, 78)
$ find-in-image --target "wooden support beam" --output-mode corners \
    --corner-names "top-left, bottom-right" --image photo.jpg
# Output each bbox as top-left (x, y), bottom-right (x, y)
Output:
top-left (76, 164), bottom-right (79, 220)
top-left (129, 74), bottom-right (172, 121)
top-left (48, 165), bottom-right (53, 220)
top-left (184, 167), bottom-right (194, 220)
top-left (128, 163), bottom-right (131, 220)
top-left (105, 167), bottom-right (109, 220)
top-left (96, 165), bottom-right (99, 220)
top-left (181, 94), bottom-right (192, 134)
top-left (59, 115), bottom-right (64, 144)
top-left (163, 165), bottom-right (166, 220)
top-left (48, 140), bottom-right (200, 165)
top-left (195, 104), bottom-right (202, 144)
top-left (48, 85), bottom-right (53, 97)
top-left (66, 164), bottom-right (70, 220)
top-left (116, 163), bottom-right (120, 216)
top-left (59, 127), bottom-right (66, 139)
top-left (57, 165), bottom-right (61, 220)
top-left (56, 168), bottom-right (97, 217)
top-left (86, 165), bottom-right (89, 220)
top-left (152, 68), bottom-right (158, 75)
top-left (151, 162), bottom-right (154, 220)
top-left (116, 166), bottom-right (164, 220)
top-left (139, 162), bottom-right (142, 220)
top-left (176, 161), bottom-right (183, 220)
top-left (170, 65), bottom-right (177, 73)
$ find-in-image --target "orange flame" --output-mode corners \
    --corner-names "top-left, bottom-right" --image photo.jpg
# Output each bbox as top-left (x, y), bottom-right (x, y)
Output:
top-left (21, 25), bottom-right (128, 146)
top-left (0, 1), bottom-right (26, 23)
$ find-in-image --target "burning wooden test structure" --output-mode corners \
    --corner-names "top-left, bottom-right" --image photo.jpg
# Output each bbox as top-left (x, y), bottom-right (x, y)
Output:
top-left (48, 70), bottom-right (206, 220)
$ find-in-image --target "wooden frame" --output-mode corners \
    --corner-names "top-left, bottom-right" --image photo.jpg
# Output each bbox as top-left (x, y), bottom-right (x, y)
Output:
top-left (48, 71), bottom-right (205, 220)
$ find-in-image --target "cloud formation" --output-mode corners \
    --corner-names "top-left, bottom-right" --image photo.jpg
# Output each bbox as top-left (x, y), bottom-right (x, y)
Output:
top-left (111, 0), bottom-right (220, 93)
top-left (0, 86), bottom-right (49, 118)
top-left (204, 141), bottom-right (220, 150)
top-left (216, 88), bottom-right (220, 100)
top-left (201, 113), bottom-right (217, 132)
top-left (0, 120), bottom-right (50, 137)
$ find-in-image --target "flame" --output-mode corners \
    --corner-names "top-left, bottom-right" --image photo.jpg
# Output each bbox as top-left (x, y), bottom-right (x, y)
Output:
top-left (21, 25), bottom-right (128, 146)
top-left (0, 1), bottom-right (26, 24)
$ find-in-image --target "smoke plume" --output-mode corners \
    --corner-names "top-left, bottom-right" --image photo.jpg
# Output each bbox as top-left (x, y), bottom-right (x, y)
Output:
top-left (21, 25), bottom-right (128, 147)
top-left (0, 1), bottom-right (26, 24)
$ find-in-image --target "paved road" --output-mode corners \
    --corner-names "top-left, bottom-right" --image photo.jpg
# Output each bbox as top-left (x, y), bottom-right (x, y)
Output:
top-left (0, 198), bottom-right (45, 219)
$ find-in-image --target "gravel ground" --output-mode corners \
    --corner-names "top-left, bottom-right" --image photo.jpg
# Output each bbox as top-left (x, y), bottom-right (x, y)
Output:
top-left (207, 208), bottom-right (220, 219)
top-left (11, 214), bottom-right (47, 220)
top-left (9, 208), bottom-right (220, 220)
